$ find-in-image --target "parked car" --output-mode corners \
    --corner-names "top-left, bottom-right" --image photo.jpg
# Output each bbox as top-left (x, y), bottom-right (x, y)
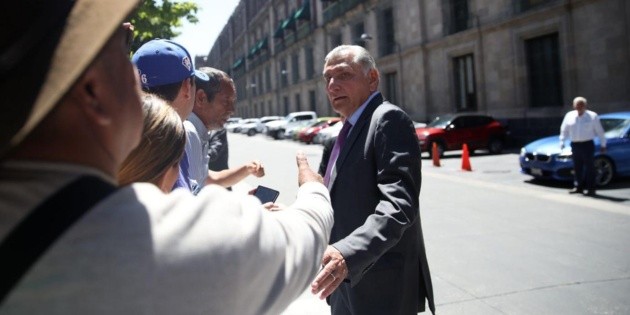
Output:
top-left (313, 121), bottom-right (343, 145)
top-left (298, 117), bottom-right (342, 144)
top-left (265, 111), bottom-right (317, 140)
top-left (519, 111), bottom-right (630, 187)
top-left (284, 120), bottom-right (314, 140)
top-left (238, 118), bottom-right (262, 136)
top-left (229, 118), bottom-right (256, 133)
top-left (225, 117), bottom-right (244, 133)
top-left (416, 113), bottom-right (508, 157)
top-left (256, 116), bottom-right (283, 134)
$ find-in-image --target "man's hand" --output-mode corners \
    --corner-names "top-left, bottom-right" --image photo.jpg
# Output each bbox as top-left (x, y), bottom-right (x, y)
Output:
top-left (297, 151), bottom-right (323, 186)
top-left (311, 245), bottom-right (348, 300)
top-left (246, 160), bottom-right (265, 177)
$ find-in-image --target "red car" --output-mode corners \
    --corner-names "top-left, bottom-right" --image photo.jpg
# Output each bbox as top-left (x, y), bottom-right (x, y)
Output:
top-left (298, 117), bottom-right (341, 144)
top-left (416, 114), bottom-right (508, 157)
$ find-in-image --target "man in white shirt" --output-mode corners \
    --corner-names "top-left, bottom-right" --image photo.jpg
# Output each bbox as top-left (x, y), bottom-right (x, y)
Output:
top-left (186, 67), bottom-right (264, 193)
top-left (559, 96), bottom-right (607, 195)
top-left (0, 1), bottom-right (333, 313)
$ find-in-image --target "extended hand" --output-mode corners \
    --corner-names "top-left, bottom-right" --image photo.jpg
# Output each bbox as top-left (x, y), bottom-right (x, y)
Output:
top-left (246, 160), bottom-right (265, 177)
top-left (297, 151), bottom-right (323, 186)
top-left (311, 245), bottom-right (348, 299)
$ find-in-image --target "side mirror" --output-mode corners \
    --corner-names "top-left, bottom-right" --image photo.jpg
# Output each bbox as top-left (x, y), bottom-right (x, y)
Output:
top-left (446, 124), bottom-right (455, 131)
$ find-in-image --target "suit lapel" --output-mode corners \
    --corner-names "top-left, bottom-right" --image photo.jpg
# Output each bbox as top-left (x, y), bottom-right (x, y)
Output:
top-left (330, 94), bottom-right (383, 187)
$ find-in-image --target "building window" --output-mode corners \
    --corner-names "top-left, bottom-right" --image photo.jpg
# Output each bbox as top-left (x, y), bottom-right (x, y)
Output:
top-left (384, 72), bottom-right (398, 104)
top-left (379, 8), bottom-right (395, 56)
top-left (265, 66), bottom-right (271, 92)
top-left (453, 54), bottom-right (477, 112)
top-left (450, 0), bottom-right (469, 34)
top-left (353, 22), bottom-right (365, 46)
top-left (291, 53), bottom-right (300, 84)
top-left (526, 33), bottom-right (562, 108)
top-left (305, 46), bottom-right (314, 79)
top-left (309, 90), bottom-right (317, 112)
top-left (516, 0), bottom-right (552, 13)
top-left (331, 33), bottom-right (342, 49)
top-left (283, 96), bottom-right (289, 115)
top-left (280, 59), bottom-right (288, 88)
top-left (295, 93), bottom-right (301, 111)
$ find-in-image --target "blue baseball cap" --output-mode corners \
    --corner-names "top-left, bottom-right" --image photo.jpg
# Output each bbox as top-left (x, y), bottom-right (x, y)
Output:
top-left (132, 39), bottom-right (209, 88)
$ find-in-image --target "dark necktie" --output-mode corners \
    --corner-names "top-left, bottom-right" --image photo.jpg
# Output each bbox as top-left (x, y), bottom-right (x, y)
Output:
top-left (324, 122), bottom-right (353, 186)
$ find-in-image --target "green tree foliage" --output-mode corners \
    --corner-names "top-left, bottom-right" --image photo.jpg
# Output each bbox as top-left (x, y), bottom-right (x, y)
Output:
top-left (129, 0), bottom-right (199, 52)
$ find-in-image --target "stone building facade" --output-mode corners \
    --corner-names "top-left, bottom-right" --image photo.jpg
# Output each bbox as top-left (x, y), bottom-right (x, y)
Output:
top-left (203, 0), bottom-right (630, 145)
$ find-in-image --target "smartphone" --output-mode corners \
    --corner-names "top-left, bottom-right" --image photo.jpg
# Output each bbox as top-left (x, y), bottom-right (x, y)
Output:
top-left (253, 185), bottom-right (280, 203)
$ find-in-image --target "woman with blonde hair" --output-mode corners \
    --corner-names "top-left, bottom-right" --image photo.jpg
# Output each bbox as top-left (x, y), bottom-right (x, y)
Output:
top-left (118, 93), bottom-right (186, 192)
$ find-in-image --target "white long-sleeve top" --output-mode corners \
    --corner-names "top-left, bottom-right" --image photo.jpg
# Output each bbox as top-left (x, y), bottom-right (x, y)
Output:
top-left (559, 109), bottom-right (607, 147)
top-left (0, 161), bottom-right (333, 315)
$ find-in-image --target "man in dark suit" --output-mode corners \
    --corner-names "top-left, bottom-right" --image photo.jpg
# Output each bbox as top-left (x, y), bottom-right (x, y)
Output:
top-left (311, 45), bottom-right (435, 315)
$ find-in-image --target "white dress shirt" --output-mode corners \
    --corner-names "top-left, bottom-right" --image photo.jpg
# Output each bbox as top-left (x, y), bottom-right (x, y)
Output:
top-left (559, 109), bottom-right (607, 147)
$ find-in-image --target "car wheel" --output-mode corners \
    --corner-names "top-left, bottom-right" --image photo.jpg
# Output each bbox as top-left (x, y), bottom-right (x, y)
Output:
top-left (428, 141), bottom-right (445, 158)
top-left (488, 138), bottom-right (504, 154)
top-left (247, 129), bottom-right (256, 136)
top-left (594, 156), bottom-right (614, 187)
top-left (276, 130), bottom-right (285, 140)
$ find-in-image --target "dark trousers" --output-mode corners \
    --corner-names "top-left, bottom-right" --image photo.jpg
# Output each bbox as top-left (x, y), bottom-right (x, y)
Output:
top-left (571, 140), bottom-right (596, 190)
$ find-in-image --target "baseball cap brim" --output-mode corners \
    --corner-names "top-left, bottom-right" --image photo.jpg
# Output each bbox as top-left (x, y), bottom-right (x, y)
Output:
top-left (194, 70), bottom-right (209, 82)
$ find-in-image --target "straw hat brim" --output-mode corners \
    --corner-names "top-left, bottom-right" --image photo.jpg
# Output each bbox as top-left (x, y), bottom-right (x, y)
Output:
top-left (9, 0), bottom-right (141, 148)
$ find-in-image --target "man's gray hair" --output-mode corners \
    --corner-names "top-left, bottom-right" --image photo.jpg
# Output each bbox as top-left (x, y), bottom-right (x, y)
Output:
top-left (324, 45), bottom-right (378, 75)
top-left (573, 96), bottom-right (587, 106)
top-left (197, 67), bottom-right (233, 102)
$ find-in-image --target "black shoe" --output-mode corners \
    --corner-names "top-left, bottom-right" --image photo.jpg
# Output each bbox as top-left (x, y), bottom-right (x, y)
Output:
top-left (569, 187), bottom-right (583, 194)
top-left (584, 190), bottom-right (596, 196)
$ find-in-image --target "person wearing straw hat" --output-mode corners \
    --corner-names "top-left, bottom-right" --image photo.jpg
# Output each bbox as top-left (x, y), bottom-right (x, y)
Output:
top-left (0, 1), bottom-right (333, 314)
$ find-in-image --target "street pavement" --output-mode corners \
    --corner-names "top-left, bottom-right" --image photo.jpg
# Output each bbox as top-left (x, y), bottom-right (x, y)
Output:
top-left (228, 133), bottom-right (630, 315)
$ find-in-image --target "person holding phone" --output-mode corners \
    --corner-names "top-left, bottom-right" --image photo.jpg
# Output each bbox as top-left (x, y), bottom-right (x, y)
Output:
top-left (186, 67), bottom-right (265, 193)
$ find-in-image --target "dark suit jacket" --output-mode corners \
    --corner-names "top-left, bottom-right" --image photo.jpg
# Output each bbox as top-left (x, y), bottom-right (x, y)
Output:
top-left (329, 94), bottom-right (435, 314)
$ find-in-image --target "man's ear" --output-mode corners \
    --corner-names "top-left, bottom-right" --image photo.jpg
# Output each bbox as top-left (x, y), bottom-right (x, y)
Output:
top-left (181, 78), bottom-right (194, 101)
top-left (71, 68), bottom-right (112, 126)
top-left (194, 89), bottom-right (206, 109)
top-left (368, 69), bottom-right (380, 92)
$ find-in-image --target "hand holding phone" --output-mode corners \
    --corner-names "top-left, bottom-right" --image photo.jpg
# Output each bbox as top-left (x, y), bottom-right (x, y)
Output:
top-left (253, 185), bottom-right (279, 204)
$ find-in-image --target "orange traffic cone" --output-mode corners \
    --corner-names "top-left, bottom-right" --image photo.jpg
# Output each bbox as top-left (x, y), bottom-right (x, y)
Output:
top-left (461, 143), bottom-right (472, 171)
top-left (432, 142), bottom-right (441, 167)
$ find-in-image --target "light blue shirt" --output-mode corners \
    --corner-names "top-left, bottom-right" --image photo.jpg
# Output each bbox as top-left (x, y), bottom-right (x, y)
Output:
top-left (184, 112), bottom-right (211, 194)
top-left (346, 91), bottom-right (380, 136)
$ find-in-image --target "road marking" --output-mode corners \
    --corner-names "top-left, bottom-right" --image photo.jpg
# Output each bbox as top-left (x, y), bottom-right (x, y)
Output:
top-left (424, 170), bottom-right (630, 216)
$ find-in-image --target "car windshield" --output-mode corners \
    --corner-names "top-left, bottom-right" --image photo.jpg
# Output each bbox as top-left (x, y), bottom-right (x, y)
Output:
top-left (427, 115), bottom-right (454, 128)
top-left (602, 118), bottom-right (630, 137)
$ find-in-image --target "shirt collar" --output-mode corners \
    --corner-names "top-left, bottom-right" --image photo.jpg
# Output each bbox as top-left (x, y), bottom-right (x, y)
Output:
top-left (187, 112), bottom-right (210, 141)
top-left (347, 91), bottom-right (380, 126)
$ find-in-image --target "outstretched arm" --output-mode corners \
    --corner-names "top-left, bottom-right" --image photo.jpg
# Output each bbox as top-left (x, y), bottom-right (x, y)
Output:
top-left (205, 160), bottom-right (265, 187)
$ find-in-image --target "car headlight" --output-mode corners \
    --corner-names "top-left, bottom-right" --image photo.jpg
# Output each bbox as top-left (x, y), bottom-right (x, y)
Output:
top-left (520, 147), bottom-right (526, 156)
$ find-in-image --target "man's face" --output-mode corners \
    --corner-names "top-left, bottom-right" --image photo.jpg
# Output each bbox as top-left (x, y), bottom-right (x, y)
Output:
top-left (196, 80), bottom-right (235, 130)
top-left (323, 54), bottom-right (378, 118)
top-left (573, 100), bottom-right (586, 115)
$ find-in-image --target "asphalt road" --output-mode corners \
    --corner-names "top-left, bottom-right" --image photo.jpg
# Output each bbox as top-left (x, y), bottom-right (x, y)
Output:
top-left (226, 132), bottom-right (630, 315)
